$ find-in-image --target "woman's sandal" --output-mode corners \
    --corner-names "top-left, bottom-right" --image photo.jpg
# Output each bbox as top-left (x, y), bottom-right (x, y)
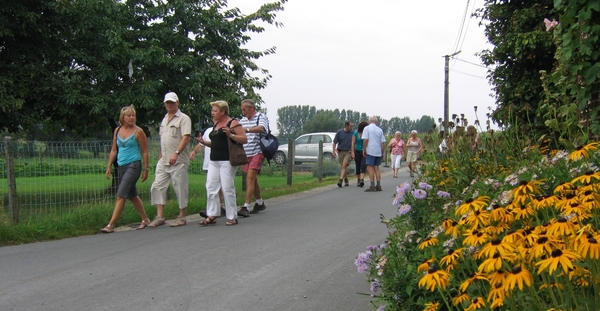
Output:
top-left (100, 225), bottom-right (114, 233)
top-left (199, 217), bottom-right (217, 227)
top-left (136, 219), bottom-right (151, 230)
top-left (226, 219), bottom-right (238, 226)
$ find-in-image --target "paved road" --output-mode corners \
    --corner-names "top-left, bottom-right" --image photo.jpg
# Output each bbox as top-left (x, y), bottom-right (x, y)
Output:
top-left (0, 166), bottom-right (411, 311)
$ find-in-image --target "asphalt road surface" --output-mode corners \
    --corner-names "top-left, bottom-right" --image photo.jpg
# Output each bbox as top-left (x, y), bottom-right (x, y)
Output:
top-left (0, 166), bottom-right (411, 311)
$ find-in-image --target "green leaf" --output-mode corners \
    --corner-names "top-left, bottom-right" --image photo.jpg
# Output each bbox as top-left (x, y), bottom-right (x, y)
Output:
top-left (583, 63), bottom-right (600, 83)
top-left (405, 285), bottom-right (413, 296)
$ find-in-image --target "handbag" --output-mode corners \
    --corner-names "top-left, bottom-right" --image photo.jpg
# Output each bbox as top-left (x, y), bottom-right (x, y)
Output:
top-left (227, 119), bottom-right (248, 166)
top-left (256, 114), bottom-right (279, 164)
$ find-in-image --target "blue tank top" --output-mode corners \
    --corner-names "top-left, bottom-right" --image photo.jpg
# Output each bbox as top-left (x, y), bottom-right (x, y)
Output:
top-left (353, 131), bottom-right (364, 151)
top-left (117, 128), bottom-right (141, 166)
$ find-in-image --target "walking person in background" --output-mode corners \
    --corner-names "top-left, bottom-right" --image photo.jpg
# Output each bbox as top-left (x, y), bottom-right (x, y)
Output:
top-left (101, 105), bottom-right (151, 233)
top-left (197, 100), bottom-right (247, 226)
top-left (190, 126), bottom-right (225, 217)
top-left (388, 131), bottom-right (405, 178)
top-left (148, 92), bottom-right (191, 227)
top-left (333, 120), bottom-right (354, 187)
top-left (362, 116), bottom-right (386, 192)
top-left (406, 130), bottom-right (423, 177)
top-left (238, 99), bottom-right (268, 217)
top-left (351, 121), bottom-right (369, 187)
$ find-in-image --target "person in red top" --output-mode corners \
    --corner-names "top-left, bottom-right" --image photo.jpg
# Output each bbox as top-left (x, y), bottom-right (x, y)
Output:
top-left (388, 131), bottom-right (406, 178)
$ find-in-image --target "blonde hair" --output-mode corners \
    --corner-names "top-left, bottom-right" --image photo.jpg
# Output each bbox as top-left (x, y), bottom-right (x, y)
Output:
top-left (119, 105), bottom-right (136, 126)
top-left (210, 100), bottom-right (229, 115)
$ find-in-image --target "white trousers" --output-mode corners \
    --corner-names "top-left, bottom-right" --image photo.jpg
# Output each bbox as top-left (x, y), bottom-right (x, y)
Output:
top-left (391, 154), bottom-right (403, 169)
top-left (206, 161), bottom-right (238, 220)
top-left (150, 161), bottom-right (188, 208)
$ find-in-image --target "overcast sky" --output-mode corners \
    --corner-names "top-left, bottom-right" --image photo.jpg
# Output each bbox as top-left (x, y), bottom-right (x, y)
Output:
top-left (227, 0), bottom-right (495, 134)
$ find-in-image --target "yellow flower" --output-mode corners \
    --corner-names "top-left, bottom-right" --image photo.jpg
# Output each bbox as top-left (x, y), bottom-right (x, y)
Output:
top-left (419, 237), bottom-right (439, 250)
top-left (487, 282), bottom-right (506, 308)
top-left (456, 196), bottom-right (490, 216)
top-left (536, 249), bottom-right (580, 275)
top-left (422, 301), bottom-right (440, 311)
top-left (578, 235), bottom-right (600, 259)
top-left (502, 229), bottom-right (525, 244)
top-left (418, 267), bottom-right (451, 291)
top-left (560, 202), bottom-right (592, 220)
top-left (463, 229), bottom-right (490, 246)
top-left (547, 217), bottom-right (575, 236)
top-left (538, 281), bottom-right (564, 290)
top-left (418, 258), bottom-right (435, 273)
top-left (465, 297), bottom-right (486, 311)
top-left (504, 264), bottom-right (533, 291)
top-left (553, 182), bottom-right (574, 195)
top-left (568, 142), bottom-right (599, 161)
top-left (440, 248), bottom-right (463, 267)
top-left (478, 252), bottom-right (504, 273)
top-left (489, 204), bottom-right (513, 222)
top-left (459, 272), bottom-right (487, 292)
top-left (463, 209), bottom-right (491, 229)
top-left (571, 170), bottom-right (600, 185)
top-left (488, 269), bottom-right (507, 286)
top-left (512, 180), bottom-right (544, 205)
top-left (512, 203), bottom-right (535, 220)
top-left (530, 235), bottom-right (563, 260)
top-left (479, 238), bottom-right (515, 259)
top-left (534, 194), bottom-right (560, 210)
top-left (442, 219), bottom-right (460, 237)
top-left (452, 292), bottom-right (470, 306)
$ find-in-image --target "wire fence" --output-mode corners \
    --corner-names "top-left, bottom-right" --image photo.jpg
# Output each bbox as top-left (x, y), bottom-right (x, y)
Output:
top-left (1, 137), bottom-right (344, 223)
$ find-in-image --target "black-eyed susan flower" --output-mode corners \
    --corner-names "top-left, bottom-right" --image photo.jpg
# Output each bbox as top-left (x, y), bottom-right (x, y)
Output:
top-left (488, 270), bottom-right (506, 288)
top-left (440, 248), bottom-right (463, 267)
top-left (422, 301), bottom-right (440, 311)
top-left (489, 204), bottom-right (514, 222)
top-left (553, 182), bottom-right (574, 195)
top-left (502, 230), bottom-right (524, 245)
top-left (578, 235), bottom-right (600, 259)
top-left (555, 193), bottom-right (580, 210)
top-left (487, 282), bottom-right (506, 308)
top-left (547, 217), bottom-right (576, 236)
top-left (419, 237), bottom-right (439, 250)
top-left (478, 252), bottom-right (505, 273)
top-left (452, 291), bottom-right (470, 306)
top-left (536, 249), bottom-right (581, 275)
top-left (479, 238), bottom-right (515, 259)
top-left (463, 209), bottom-right (491, 229)
top-left (571, 170), bottom-right (600, 185)
top-left (504, 264), bottom-right (533, 291)
top-left (418, 266), bottom-right (451, 291)
top-left (442, 219), bottom-right (460, 237)
top-left (538, 281), bottom-right (564, 290)
top-left (456, 196), bottom-right (490, 216)
top-left (512, 203), bottom-right (535, 220)
top-left (512, 180), bottom-right (544, 205)
top-left (417, 258), bottom-right (436, 273)
top-left (534, 194), bottom-right (560, 210)
top-left (561, 202), bottom-right (592, 220)
top-left (530, 235), bottom-right (563, 260)
top-left (568, 142), bottom-right (599, 161)
top-left (459, 272), bottom-right (487, 292)
top-left (465, 297), bottom-right (485, 311)
top-left (463, 229), bottom-right (490, 246)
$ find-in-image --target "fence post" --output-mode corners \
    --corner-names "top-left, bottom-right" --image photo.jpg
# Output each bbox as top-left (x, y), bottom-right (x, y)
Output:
top-left (4, 136), bottom-right (19, 224)
top-left (286, 141), bottom-right (294, 186)
top-left (317, 141), bottom-right (323, 182)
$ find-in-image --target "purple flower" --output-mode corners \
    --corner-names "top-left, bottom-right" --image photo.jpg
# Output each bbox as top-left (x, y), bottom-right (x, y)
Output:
top-left (398, 204), bottom-right (412, 215)
top-left (355, 251), bottom-right (372, 272)
top-left (367, 245), bottom-right (379, 251)
top-left (377, 305), bottom-right (386, 311)
top-left (437, 190), bottom-right (451, 198)
top-left (412, 189), bottom-right (427, 199)
top-left (399, 182), bottom-right (411, 192)
top-left (370, 279), bottom-right (380, 292)
top-left (380, 243), bottom-right (387, 249)
top-left (418, 182), bottom-right (433, 191)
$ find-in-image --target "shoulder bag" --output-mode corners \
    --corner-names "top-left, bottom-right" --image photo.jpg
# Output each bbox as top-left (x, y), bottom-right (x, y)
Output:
top-left (227, 119), bottom-right (248, 166)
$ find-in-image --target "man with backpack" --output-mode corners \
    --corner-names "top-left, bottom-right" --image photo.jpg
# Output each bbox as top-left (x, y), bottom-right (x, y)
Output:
top-left (238, 99), bottom-right (270, 216)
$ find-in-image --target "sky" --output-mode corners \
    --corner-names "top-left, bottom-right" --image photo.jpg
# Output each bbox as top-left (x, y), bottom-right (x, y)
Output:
top-left (226, 0), bottom-right (495, 134)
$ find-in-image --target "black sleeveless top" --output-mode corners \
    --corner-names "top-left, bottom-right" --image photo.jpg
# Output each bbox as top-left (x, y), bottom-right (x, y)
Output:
top-left (209, 120), bottom-right (231, 161)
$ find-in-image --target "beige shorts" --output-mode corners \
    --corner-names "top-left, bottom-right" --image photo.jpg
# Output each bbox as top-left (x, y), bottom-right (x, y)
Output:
top-left (406, 151), bottom-right (418, 163)
top-left (337, 150), bottom-right (352, 166)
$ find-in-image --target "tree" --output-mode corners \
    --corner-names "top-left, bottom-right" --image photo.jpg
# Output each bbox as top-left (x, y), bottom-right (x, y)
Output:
top-left (276, 105), bottom-right (316, 142)
top-left (478, 0), bottom-right (557, 135)
top-left (0, 0), bottom-right (286, 137)
top-left (302, 111), bottom-right (343, 133)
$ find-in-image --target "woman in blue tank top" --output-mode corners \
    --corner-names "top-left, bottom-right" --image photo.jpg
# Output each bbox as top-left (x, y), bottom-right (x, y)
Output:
top-left (101, 105), bottom-right (151, 233)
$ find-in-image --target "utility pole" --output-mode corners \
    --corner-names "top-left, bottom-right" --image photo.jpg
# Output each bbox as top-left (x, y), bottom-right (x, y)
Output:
top-left (443, 51), bottom-right (461, 138)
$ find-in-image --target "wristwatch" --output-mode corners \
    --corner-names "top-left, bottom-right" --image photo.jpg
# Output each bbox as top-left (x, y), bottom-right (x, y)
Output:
top-left (175, 150), bottom-right (180, 155)
top-left (245, 128), bottom-right (250, 133)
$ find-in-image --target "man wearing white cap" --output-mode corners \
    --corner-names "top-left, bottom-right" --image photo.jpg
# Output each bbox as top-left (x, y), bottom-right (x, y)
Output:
top-left (148, 92), bottom-right (192, 227)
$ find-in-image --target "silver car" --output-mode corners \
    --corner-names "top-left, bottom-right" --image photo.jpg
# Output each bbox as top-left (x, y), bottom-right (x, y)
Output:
top-left (273, 132), bottom-right (337, 165)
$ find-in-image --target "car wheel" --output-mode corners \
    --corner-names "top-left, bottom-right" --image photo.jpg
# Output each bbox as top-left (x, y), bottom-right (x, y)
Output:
top-left (323, 152), bottom-right (333, 161)
top-left (273, 151), bottom-right (286, 165)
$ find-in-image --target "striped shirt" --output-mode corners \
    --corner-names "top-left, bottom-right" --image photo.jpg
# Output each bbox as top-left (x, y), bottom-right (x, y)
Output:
top-left (239, 112), bottom-right (269, 157)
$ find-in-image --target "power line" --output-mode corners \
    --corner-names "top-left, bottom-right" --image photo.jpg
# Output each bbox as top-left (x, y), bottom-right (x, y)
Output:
top-left (452, 0), bottom-right (478, 68)
top-left (451, 0), bottom-right (470, 56)
top-left (450, 69), bottom-right (487, 80)
top-left (455, 58), bottom-right (490, 69)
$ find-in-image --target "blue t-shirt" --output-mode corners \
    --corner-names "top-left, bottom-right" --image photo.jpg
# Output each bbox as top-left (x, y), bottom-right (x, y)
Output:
top-left (334, 129), bottom-right (353, 151)
top-left (353, 131), bottom-right (363, 151)
top-left (117, 129), bottom-right (141, 166)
